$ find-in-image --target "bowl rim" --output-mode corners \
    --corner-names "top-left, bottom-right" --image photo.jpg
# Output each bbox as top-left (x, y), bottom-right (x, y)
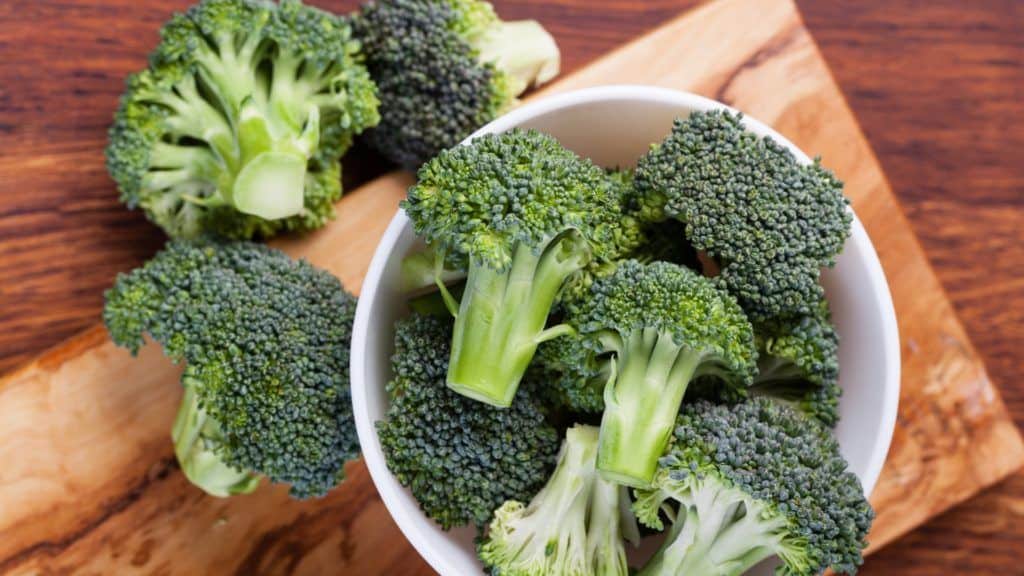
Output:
top-left (351, 85), bottom-right (901, 576)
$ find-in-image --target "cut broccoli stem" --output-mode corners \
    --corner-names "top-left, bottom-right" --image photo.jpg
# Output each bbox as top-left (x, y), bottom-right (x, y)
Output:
top-left (399, 250), bottom-right (467, 295)
top-left (587, 477), bottom-right (635, 574)
top-left (596, 328), bottom-right (702, 487)
top-left (480, 425), bottom-right (598, 572)
top-left (637, 476), bottom-right (799, 576)
top-left (754, 355), bottom-right (809, 385)
top-left (171, 383), bottom-right (260, 498)
top-left (447, 234), bottom-right (589, 407)
top-left (229, 97), bottom-right (319, 219)
top-left (474, 19), bottom-right (561, 98)
top-left (232, 151), bottom-right (308, 219)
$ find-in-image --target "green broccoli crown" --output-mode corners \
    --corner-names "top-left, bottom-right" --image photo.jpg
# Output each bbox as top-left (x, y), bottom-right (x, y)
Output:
top-left (103, 240), bottom-right (359, 499)
top-left (354, 0), bottom-right (559, 168)
top-left (404, 129), bottom-right (632, 271)
top-left (106, 0), bottom-right (379, 240)
top-left (579, 260), bottom-right (756, 378)
top-left (634, 110), bottom-right (852, 320)
top-left (753, 298), bottom-right (841, 426)
top-left (479, 425), bottom-right (636, 576)
top-left (634, 399), bottom-right (873, 576)
top-left (377, 313), bottom-right (560, 529)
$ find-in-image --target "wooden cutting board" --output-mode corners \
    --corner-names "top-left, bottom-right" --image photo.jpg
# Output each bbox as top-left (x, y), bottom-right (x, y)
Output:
top-left (1, 0), bottom-right (1021, 573)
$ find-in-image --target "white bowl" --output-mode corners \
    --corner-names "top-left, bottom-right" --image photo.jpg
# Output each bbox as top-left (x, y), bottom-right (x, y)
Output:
top-left (351, 85), bottom-right (901, 575)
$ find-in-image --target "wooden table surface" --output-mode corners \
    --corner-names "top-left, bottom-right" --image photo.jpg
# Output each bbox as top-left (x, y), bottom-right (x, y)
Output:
top-left (0, 0), bottom-right (1021, 573)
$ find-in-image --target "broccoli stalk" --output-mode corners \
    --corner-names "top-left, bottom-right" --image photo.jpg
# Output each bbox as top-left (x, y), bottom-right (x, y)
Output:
top-left (398, 248), bottom-right (467, 294)
top-left (171, 383), bottom-right (259, 497)
top-left (597, 328), bottom-right (711, 487)
top-left (448, 233), bottom-right (591, 406)
top-left (473, 18), bottom-right (560, 97)
top-left (479, 425), bottom-right (637, 575)
top-left (633, 399), bottom-right (873, 576)
top-left (568, 260), bottom-right (756, 487)
top-left (403, 130), bottom-right (640, 407)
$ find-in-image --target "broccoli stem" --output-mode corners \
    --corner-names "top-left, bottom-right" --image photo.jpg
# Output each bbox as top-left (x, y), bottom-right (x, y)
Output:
top-left (229, 97), bottom-right (318, 220)
top-left (398, 250), bottom-right (467, 294)
top-left (638, 481), bottom-right (791, 576)
top-left (596, 328), bottom-right (702, 487)
top-left (473, 19), bottom-right (560, 99)
top-left (755, 355), bottom-right (809, 386)
top-left (447, 234), bottom-right (589, 407)
top-left (586, 477), bottom-right (633, 574)
top-left (171, 383), bottom-right (259, 498)
top-left (483, 426), bottom-right (598, 571)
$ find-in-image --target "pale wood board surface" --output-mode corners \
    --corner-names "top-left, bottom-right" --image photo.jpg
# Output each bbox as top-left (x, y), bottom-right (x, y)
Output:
top-left (1, 0), bottom-right (1021, 573)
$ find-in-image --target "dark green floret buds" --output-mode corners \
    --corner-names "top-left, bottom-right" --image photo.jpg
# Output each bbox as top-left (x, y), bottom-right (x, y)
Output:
top-left (634, 399), bottom-right (873, 576)
top-left (634, 110), bottom-right (852, 321)
top-left (103, 239), bottom-right (360, 498)
top-left (105, 0), bottom-right (380, 239)
top-left (377, 313), bottom-right (560, 529)
top-left (354, 0), bottom-right (560, 168)
top-left (403, 129), bottom-right (639, 408)
top-left (567, 260), bottom-right (756, 487)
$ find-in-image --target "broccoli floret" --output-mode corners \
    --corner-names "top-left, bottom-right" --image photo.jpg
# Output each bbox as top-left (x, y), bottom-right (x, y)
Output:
top-left (377, 313), bottom-right (560, 529)
top-left (634, 110), bottom-right (852, 321)
top-left (752, 298), bottom-right (841, 426)
top-left (106, 0), bottom-right (380, 240)
top-left (479, 425), bottom-right (639, 576)
top-left (403, 129), bottom-right (640, 407)
top-left (354, 0), bottom-right (559, 168)
top-left (103, 240), bottom-right (359, 498)
top-left (634, 399), bottom-right (873, 576)
top-left (571, 260), bottom-right (756, 487)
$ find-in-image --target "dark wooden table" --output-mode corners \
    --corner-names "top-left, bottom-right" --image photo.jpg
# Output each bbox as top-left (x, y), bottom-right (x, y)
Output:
top-left (1, 0), bottom-right (1021, 573)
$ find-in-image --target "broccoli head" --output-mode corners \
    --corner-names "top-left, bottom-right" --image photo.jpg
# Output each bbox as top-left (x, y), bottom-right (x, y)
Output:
top-left (354, 0), bottom-right (560, 168)
top-left (106, 0), bottom-right (380, 239)
top-left (571, 260), bottom-right (756, 487)
top-left (103, 240), bottom-right (359, 498)
top-left (377, 313), bottom-right (560, 529)
top-left (479, 425), bottom-right (639, 576)
top-left (634, 110), bottom-right (852, 321)
top-left (403, 129), bottom-right (640, 408)
top-left (634, 399), bottom-right (873, 576)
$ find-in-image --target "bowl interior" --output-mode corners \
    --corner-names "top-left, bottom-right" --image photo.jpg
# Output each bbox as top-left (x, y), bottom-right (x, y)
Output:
top-left (351, 86), bottom-right (900, 575)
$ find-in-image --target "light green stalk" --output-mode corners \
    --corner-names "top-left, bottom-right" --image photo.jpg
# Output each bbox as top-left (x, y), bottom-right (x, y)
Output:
top-left (446, 234), bottom-right (589, 407)
top-left (596, 328), bottom-right (704, 487)
top-left (172, 383), bottom-right (259, 498)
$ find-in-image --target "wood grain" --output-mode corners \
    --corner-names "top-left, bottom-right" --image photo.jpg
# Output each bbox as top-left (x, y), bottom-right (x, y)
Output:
top-left (0, 0), bottom-right (1021, 574)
